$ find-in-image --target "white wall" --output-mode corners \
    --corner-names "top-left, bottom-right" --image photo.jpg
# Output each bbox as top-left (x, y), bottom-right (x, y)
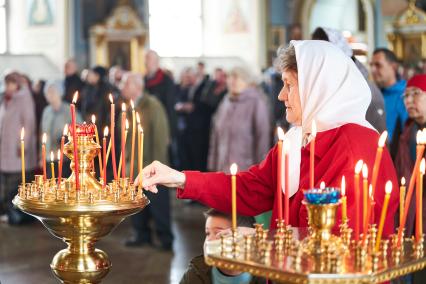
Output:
top-left (8, 0), bottom-right (68, 72)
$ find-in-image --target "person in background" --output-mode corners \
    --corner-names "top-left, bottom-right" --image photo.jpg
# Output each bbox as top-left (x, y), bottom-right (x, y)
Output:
top-left (144, 50), bottom-right (178, 167)
top-left (63, 59), bottom-right (84, 105)
top-left (312, 27), bottom-right (386, 134)
top-left (180, 208), bottom-right (265, 284)
top-left (121, 72), bottom-right (174, 251)
top-left (32, 79), bottom-right (48, 157)
top-left (208, 66), bottom-right (271, 173)
top-left (200, 68), bottom-right (228, 117)
top-left (108, 65), bottom-right (124, 91)
top-left (0, 72), bottom-right (36, 225)
top-left (370, 48), bottom-right (408, 157)
top-left (40, 80), bottom-right (82, 177)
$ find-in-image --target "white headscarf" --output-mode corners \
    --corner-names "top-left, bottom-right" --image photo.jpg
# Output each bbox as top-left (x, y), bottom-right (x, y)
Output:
top-left (283, 40), bottom-right (374, 197)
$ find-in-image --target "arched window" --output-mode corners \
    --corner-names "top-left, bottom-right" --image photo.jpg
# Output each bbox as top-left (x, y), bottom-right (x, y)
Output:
top-left (0, 0), bottom-right (7, 53)
top-left (148, 0), bottom-right (203, 57)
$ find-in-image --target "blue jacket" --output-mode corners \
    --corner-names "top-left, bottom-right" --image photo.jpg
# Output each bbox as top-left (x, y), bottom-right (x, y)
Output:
top-left (381, 79), bottom-right (408, 141)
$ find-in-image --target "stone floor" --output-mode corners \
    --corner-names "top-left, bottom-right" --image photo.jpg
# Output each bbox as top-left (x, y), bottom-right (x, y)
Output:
top-left (0, 199), bottom-right (206, 284)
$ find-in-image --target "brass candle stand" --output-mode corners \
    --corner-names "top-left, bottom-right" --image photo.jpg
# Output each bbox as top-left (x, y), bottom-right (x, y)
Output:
top-left (13, 124), bottom-right (149, 283)
top-left (205, 191), bottom-right (426, 283)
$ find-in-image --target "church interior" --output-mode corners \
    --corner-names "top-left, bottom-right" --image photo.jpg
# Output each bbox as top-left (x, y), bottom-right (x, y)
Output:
top-left (2, 0), bottom-right (426, 283)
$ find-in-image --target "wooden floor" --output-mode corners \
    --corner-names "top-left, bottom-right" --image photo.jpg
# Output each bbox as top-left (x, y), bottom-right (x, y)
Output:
top-left (0, 199), bottom-right (206, 284)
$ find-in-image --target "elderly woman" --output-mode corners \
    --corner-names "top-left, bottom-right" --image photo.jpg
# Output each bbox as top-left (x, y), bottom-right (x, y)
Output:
top-left (136, 41), bottom-right (399, 234)
top-left (395, 74), bottom-right (426, 235)
top-left (208, 66), bottom-right (270, 173)
top-left (41, 81), bottom-right (82, 177)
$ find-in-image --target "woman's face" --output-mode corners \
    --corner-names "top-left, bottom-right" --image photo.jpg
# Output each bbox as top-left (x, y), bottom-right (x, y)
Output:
top-left (227, 73), bottom-right (247, 95)
top-left (278, 70), bottom-right (302, 125)
top-left (404, 86), bottom-right (426, 124)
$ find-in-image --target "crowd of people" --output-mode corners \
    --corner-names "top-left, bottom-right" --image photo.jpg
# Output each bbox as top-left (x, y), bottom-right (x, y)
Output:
top-left (0, 27), bottom-right (426, 261)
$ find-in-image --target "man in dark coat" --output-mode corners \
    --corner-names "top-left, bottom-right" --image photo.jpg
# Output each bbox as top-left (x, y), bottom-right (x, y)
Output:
top-left (63, 59), bottom-right (84, 105)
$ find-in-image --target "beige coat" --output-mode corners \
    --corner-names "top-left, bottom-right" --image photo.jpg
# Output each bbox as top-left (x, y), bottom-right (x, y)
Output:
top-left (0, 88), bottom-right (37, 173)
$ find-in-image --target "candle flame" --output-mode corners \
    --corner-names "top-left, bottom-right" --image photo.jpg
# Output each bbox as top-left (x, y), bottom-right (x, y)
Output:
top-left (126, 119), bottom-right (129, 130)
top-left (139, 125), bottom-right (143, 133)
top-left (277, 127), bottom-right (285, 141)
top-left (320, 181), bottom-right (325, 189)
top-left (20, 127), bottom-right (25, 140)
top-left (311, 120), bottom-right (317, 137)
top-left (109, 94), bottom-right (114, 104)
top-left (91, 114), bottom-right (96, 124)
top-left (42, 133), bottom-right (47, 144)
top-left (362, 164), bottom-right (368, 178)
top-left (104, 126), bottom-right (109, 137)
top-left (341, 176), bottom-right (346, 196)
top-left (369, 184), bottom-right (373, 199)
top-left (57, 149), bottom-right (60, 160)
top-left (72, 92), bottom-right (78, 104)
top-left (122, 103), bottom-right (126, 112)
top-left (401, 177), bottom-right (406, 186)
top-left (355, 160), bottom-right (363, 174)
top-left (230, 163), bottom-right (238, 175)
top-left (385, 181), bottom-right (393, 194)
top-left (63, 124), bottom-right (68, 136)
top-left (136, 112), bottom-right (141, 124)
top-left (50, 151), bottom-right (54, 162)
top-left (417, 130), bottom-right (423, 144)
top-left (130, 99), bottom-right (135, 110)
top-left (423, 128), bottom-right (426, 143)
top-left (421, 158), bottom-right (426, 174)
top-left (283, 139), bottom-right (290, 154)
top-left (378, 131), bottom-right (388, 147)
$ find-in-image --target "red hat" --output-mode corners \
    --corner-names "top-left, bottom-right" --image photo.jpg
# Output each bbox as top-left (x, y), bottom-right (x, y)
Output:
top-left (407, 74), bottom-right (426, 92)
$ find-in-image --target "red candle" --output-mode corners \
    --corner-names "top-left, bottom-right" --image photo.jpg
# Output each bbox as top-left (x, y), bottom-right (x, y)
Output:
top-left (310, 120), bottom-right (317, 189)
top-left (354, 159), bottom-right (364, 241)
top-left (371, 131), bottom-right (388, 195)
top-left (130, 100), bottom-right (136, 182)
top-left (42, 133), bottom-right (47, 181)
top-left (398, 130), bottom-right (425, 247)
top-left (71, 92), bottom-right (80, 191)
top-left (57, 124), bottom-right (68, 187)
top-left (276, 127), bottom-right (284, 223)
top-left (284, 139), bottom-right (290, 226)
top-left (109, 94), bottom-right (118, 180)
top-left (121, 103), bottom-right (127, 179)
top-left (103, 127), bottom-right (109, 190)
top-left (91, 115), bottom-right (103, 179)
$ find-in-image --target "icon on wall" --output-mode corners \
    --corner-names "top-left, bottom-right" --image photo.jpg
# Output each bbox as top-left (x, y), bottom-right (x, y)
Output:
top-left (27, 0), bottom-right (54, 26)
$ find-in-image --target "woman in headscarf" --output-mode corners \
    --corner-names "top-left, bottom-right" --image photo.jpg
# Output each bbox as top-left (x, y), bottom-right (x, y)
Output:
top-left (136, 41), bottom-right (399, 235)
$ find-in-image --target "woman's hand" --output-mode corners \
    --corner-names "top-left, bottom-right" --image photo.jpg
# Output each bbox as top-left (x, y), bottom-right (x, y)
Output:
top-left (134, 161), bottom-right (186, 193)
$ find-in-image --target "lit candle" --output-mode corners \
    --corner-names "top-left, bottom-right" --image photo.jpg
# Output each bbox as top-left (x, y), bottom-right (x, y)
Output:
top-left (91, 115), bottom-right (103, 179)
top-left (130, 100), bottom-right (136, 182)
top-left (354, 159), bottom-right (364, 241)
top-left (284, 139), bottom-right (290, 226)
top-left (341, 176), bottom-right (347, 224)
top-left (136, 113), bottom-right (141, 173)
top-left (109, 94), bottom-right (118, 180)
top-left (70, 92), bottom-right (80, 191)
top-left (375, 181), bottom-right (393, 252)
top-left (121, 103), bottom-right (127, 179)
top-left (371, 131), bottom-right (388, 195)
top-left (276, 127), bottom-right (284, 223)
top-left (118, 119), bottom-right (129, 176)
top-left (138, 126), bottom-right (144, 191)
top-left (398, 130), bottom-right (426, 247)
top-left (57, 124), bottom-right (68, 187)
top-left (400, 177), bottom-right (406, 226)
top-left (103, 127), bottom-right (109, 190)
top-left (20, 128), bottom-right (25, 191)
top-left (362, 164), bottom-right (369, 235)
top-left (320, 181), bottom-right (325, 189)
top-left (230, 163), bottom-right (238, 232)
top-left (42, 133), bottom-right (47, 182)
top-left (50, 151), bottom-right (55, 180)
top-left (416, 158), bottom-right (425, 242)
top-left (310, 120), bottom-right (317, 189)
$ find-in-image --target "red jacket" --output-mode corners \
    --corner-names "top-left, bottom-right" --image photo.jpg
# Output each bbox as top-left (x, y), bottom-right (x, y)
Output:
top-left (178, 124), bottom-right (399, 237)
